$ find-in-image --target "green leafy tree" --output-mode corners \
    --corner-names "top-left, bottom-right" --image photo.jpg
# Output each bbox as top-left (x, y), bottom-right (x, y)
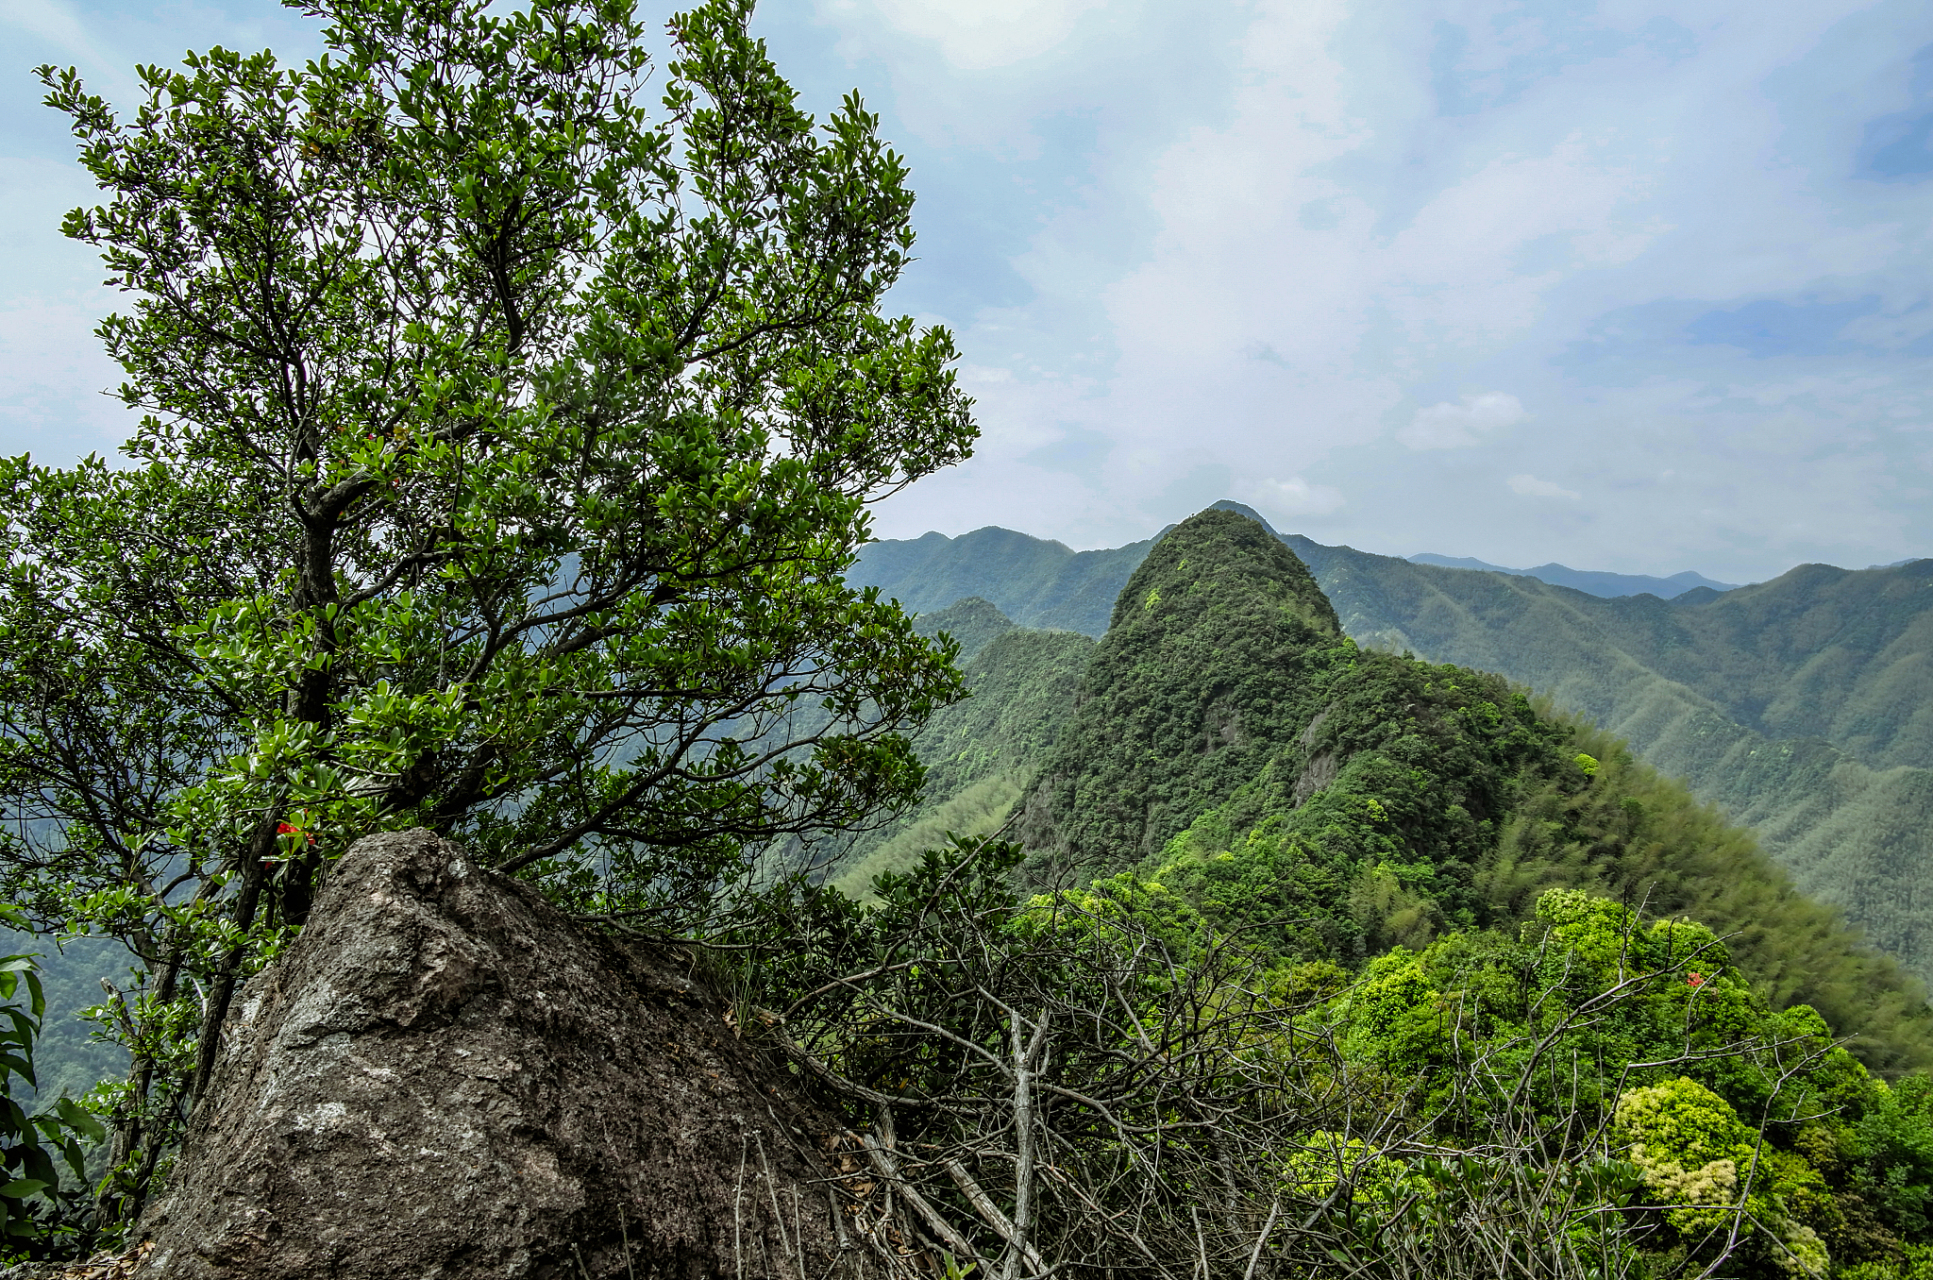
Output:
top-left (0, 911), bottom-right (109, 1261)
top-left (4, 0), bottom-right (973, 1220)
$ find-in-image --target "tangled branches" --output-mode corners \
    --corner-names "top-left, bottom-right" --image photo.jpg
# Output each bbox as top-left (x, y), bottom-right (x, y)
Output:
top-left (731, 839), bottom-right (1846, 1280)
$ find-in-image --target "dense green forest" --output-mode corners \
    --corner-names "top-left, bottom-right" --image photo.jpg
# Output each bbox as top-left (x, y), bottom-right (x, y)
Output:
top-left (751, 509), bottom-right (1933, 1279)
top-left (0, 932), bottom-right (127, 1104)
top-left (10, 504), bottom-right (1929, 1276)
top-left (827, 598), bottom-right (1094, 896)
top-left (854, 525), bottom-right (1158, 635)
top-left (851, 503), bottom-right (1933, 988)
top-left (24, 0), bottom-right (1920, 1269)
top-left (855, 511), bottom-right (1932, 1065)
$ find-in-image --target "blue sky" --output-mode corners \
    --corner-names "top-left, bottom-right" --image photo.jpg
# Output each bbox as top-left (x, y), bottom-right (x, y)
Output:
top-left (3, 0), bottom-right (1932, 581)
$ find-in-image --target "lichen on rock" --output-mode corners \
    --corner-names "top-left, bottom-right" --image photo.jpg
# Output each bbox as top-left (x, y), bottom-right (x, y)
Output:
top-left (134, 829), bottom-right (863, 1280)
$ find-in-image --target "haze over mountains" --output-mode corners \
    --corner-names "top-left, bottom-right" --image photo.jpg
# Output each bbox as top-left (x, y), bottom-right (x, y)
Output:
top-left (850, 501), bottom-right (1933, 987)
top-left (1405, 554), bottom-right (1737, 600)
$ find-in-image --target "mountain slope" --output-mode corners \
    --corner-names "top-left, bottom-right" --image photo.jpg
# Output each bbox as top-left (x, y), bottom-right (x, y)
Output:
top-left (1011, 512), bottom-right (1341, 880)
top-left (1336, 550), bottom-right (1933, 771)
top-left (909, 595), bottom-right (1015, 660)
top-left (853, 508), bottom-right (1933, 986)
top-left (828, 619), bottom-right (1094, 896)
top-left (980, 510), bottom-right (1932, 1071)
top-left (1282, 533), bottom-right (1933, 976)
top-left (851, 527), bottom-right (1152, 636)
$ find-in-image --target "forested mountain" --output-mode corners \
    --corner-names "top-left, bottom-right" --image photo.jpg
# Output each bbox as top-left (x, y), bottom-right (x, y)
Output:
top-left (1301, 541), bottom-right (1933, 772)
top-left (838, 509), bottom-right (1933, 1270)
top-left (1288, 534), bottom-right (1933, 988)
top-left (852, 504), bottom-right (1933, 986)
top-left (1011, 515), bottom-right (1342, 878)
top-left (909, 595), bottom-right (1017, 660)
top-left (827, 600), bottom-right (1093, 895)
top-left (853, 526), bottom-right (1155, 635)
top-left (798, 509), bottom-right (1933, 1276)
top-left (860, 510), bottom-right (1929, 1057)
top-left (0, 931), bottom-right (127, 1102)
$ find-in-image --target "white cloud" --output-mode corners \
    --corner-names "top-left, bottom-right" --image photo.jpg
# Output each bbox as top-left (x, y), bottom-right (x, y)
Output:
top-left (1253, 475), bottom-right (1345, 518)
top-left (0, 292), bottom-right (139, 459)
top-left (2, 0), bottom-right (113, 66)
top-left (853, 0), bottom-right (1109, 68)
top-left (1507, 474), bottom-right (1582, 501)
top-left (12, 0), bottom-right (1933, 579)
top-left (1396, 392), bottom-right (1526, 450)
top-left (847, 0), bottom-right (1933, 573)
top-left (1840, 306), bottom-right (1933, 352)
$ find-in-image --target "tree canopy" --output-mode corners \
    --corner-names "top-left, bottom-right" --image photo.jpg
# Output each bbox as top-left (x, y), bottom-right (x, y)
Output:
top-left (3, 0), bottom-right (974, 1219)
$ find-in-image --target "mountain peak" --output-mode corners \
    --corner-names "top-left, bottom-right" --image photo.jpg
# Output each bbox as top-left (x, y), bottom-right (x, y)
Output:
top-left (1406, 552), bottom-right (1738, 599)
top-left (1017, 509), bottom-right (1344, 874)
top-left (1114, 508), bottom-right (1338, 637)
top-left (1204, 499), bottom-right (1278, 535)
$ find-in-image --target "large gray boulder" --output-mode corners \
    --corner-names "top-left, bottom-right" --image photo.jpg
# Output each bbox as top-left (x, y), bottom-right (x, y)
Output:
top-left (135, 829), bottom-right (859, 1279)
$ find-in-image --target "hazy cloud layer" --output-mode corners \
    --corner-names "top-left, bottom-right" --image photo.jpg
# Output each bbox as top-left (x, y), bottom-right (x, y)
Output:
top-left (768, 0), bottom-right (1933, 580)
top-left (2, 0), bottom-right (1930, 580)
top-left (1399, 393), bottom-right (1527, 450)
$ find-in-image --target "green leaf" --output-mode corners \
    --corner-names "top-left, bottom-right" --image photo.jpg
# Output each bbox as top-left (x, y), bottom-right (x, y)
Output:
top-left (55, 1097), bottom-right (106, 1144)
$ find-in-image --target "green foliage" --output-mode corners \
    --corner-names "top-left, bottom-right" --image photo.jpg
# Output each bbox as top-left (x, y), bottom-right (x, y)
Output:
top-left (1852, 1077), bottom-right (1933, 1239)
top-left (738, 832), bottom-right (1894, 1276)
top-left (0, 932), bottom-right (128, 1107)
top-left (911, 596), bottom-right (1017, 662)
top-left (1009, 858), bottom-right (1919, 1273)
top-left (0, 912), bottom-right (108, 1262)
top-left (852, 526), bottom-right (1152, 636)
top-left (7, 0), bottom-right (974, 1216)
top-left (828, 625), bottom-right (1093, 893)
top-left (1614, 1074), bottom-right (1756, 1183)
top-left (804, 509), bottom-right (1933, 1274)
top-left (851, 509), bottom-right (1933, 990)
top-left (831, 773), bottom-right (1024, 898)
top-left (899, 509), bottom-right (1933, 1075)
top-left (1282, 535), bottom-right (1933, 992)
top-left (1015, 510), bottom-right (1343, 880)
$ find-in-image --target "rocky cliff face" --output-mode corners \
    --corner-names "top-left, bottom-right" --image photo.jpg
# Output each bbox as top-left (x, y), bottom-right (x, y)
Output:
top-left (134, 829), bottom-right (863, 1280)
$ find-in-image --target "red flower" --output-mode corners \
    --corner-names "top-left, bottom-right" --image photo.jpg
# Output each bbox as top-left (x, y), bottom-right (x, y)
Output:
top-left (1687, 972), bottom-right (1706, 988)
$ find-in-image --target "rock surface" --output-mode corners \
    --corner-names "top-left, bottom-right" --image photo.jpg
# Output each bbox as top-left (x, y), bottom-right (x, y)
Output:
top-left (135, 829), bottom-right (861, 1279)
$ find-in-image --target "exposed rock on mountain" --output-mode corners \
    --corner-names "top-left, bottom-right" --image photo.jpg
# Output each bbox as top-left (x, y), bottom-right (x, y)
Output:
top-left (135, 829), bottom-right (860, 1280)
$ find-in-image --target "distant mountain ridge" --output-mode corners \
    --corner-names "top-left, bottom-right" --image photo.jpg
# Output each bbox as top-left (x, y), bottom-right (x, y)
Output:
top-left (841, 510), bottom-right (1933, 1077)
top-left (850, 527), bottom-right (1152, 636)
top-left (850, 502), bottom-right (1933, 985)
top-left (1406, 553), bottom-right (1737, 599)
